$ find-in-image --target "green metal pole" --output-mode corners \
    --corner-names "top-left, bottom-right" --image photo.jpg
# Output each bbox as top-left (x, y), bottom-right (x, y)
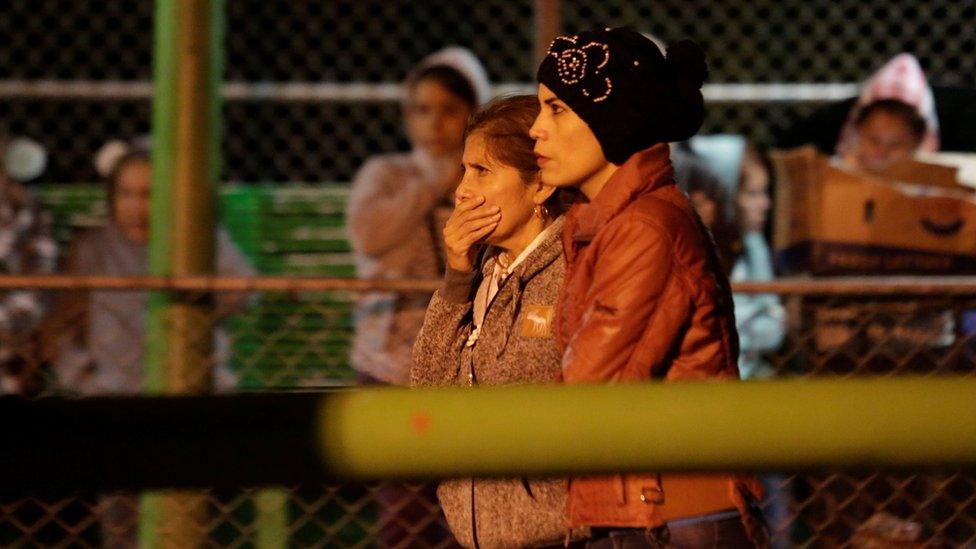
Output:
top-left (142, 1), bottom-right (223, 547)
top-left (166, 0), bottom-right (217, 394)
top-left (140, 0), bottom-right (179, 546)
top-left (255, 490), bottom-right (289, 549)
top-left (145, 0), bottom-right (178, 396)
top-left (316, 377), bottom-right (976, 477)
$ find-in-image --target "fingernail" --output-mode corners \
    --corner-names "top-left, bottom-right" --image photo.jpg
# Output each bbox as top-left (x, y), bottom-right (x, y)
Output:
top-left (490, 206), bottom-right (500, 212)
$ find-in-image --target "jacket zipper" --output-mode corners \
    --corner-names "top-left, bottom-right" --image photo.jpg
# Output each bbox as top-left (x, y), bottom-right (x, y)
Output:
top-left (470, 477), bottom-right (480, 549)
top-left (467, 340), bottom-right (479, 546)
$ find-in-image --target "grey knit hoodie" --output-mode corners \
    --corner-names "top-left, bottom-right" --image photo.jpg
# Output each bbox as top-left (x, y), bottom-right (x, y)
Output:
top-left (410, 217), bottom-right (568, 548)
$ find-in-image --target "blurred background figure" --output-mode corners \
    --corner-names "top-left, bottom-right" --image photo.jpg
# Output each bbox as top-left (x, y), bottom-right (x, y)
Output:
top-left (687, 135), bottom-right (786, 380)
top-left (835, 53), bottom-right (939, 173)
top-left (732, 143), bottom-right (786, 380)
top-left (779, 51), bottom-right (976, 156)
top-left (841, 98), bottom-right (928, 174)
top-left (0, 136), bottom-right (57, 395)
top-left (673, 142), bottom-right (742, 277)
top-left (346, 47), bottom-right (489, 548)
top-left (45, 140), bottom-right (254, 548)
top-left (50, 140), bottom-right (254, 396)
top-left (347, 47), bottom-right (490, 388)
top-left (685, 134), bottom-right (792, 547)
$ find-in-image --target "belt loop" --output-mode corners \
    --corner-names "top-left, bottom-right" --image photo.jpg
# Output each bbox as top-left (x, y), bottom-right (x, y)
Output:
top-left (639, 473), bottom-right (665, 505)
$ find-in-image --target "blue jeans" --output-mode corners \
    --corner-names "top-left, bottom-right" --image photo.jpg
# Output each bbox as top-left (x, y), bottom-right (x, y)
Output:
top-left (578, 511), bottom-right (760, 548)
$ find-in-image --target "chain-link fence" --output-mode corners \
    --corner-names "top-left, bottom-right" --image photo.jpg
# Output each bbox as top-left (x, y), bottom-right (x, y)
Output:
top-left (2, 275), bottom-right (976, 547)
top-left (2, 0), bottom-right (974, 183)
top-left (3, 1), bottom-right (976, 547)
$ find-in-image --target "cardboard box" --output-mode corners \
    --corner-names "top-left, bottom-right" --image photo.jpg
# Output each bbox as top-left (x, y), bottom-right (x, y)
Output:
top-left (771, 146), bottom-right (976, 275)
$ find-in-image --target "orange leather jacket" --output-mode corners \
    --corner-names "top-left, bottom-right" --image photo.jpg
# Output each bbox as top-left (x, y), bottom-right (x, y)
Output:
top-left (557, 144), bottom-right (762, 531)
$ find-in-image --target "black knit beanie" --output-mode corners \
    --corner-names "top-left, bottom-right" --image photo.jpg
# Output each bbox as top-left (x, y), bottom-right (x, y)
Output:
top-left (537, 28), bottom-right (708, 164)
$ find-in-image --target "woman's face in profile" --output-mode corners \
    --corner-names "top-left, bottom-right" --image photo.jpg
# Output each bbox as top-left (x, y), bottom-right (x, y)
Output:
top-left (404, 79), bottom-right (473, 157)
top-left (457, 132), bottom-right (546, 250)
top-left (529, 84), bottom-right (608, 192)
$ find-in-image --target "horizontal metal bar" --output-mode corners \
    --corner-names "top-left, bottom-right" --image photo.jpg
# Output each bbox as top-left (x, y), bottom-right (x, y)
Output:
top-left (0, 275), bottom-right (974, 295)
top-left (0, 80), bottom-right (858, 103)
top-left (0, 80), bottom-right (155, 100)
top-left (318, 377), bottom-right (976, 479)
top-left (703, 82), bottom-right (860, 102)
top-left (3, 377), bottom-right (976, 494)
top-left (0, 275), bottom-right (440, 293)
top-left (0, 393), bottom-right (330, 494)
top-left (729, 276), bottom-right (976, 296)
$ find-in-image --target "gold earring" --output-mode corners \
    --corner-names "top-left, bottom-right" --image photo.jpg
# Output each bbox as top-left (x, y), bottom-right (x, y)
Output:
top-left (534, 204), bottom-right (548, 219)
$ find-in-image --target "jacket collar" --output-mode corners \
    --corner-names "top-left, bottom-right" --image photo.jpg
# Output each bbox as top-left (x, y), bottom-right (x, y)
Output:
top-left (566, 143), bottom-right (675, 245)
top-left (482, 215), bottom-right (565, 282)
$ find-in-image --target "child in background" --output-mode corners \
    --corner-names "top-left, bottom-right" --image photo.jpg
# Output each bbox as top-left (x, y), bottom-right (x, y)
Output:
top-left (48, 141), bottom-right (255, 548)
top-left (835, 53), bottom-right (939, 174)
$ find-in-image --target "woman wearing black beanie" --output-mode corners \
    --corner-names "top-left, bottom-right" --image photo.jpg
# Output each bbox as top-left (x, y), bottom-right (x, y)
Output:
top-left (531, 28), bottom-right (766, 547)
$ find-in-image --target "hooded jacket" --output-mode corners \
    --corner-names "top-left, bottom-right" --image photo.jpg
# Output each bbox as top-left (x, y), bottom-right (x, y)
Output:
top-left (410, 217), bottom-right (569, 548)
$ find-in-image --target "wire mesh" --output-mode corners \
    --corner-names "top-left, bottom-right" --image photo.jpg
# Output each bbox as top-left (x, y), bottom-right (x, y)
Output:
top-left (3, 0), bottom-right (976, 546)
top-left (1, 277), bottom-right (976, 547)
top-left (2, 0), bottom-right (974, 182)
top-left (561, 1), bottom-right (976, 86)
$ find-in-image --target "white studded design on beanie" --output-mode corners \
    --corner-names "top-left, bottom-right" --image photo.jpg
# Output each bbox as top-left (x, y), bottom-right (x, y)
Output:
top-left (547, 35), bottom-right (613, 103)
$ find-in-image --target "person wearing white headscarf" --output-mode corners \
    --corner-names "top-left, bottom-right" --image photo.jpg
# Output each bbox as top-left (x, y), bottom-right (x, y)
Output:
top-left (347, 47), bottom-right (491, 386)
top-left (836, 53), bottom-right (939, 158)
top-left (345, 47), bottom-right (490, 549)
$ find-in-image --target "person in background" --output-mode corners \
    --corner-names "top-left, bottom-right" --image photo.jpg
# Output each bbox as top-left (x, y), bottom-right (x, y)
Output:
top-left (835, 53), bottom-right (938, 174)
top-left (673, 143), bottom-right (742, 276)
top-left (47, 141), bottom-right (255, 548)
top-left (732, 143), bottom-right (786, 379)
top-left (688, 135), bottom-right (786, 380)
top-left (824, 56), bottom-right (952, 363)
top-left (0, 136), bottom-right (57, 395)
top-left (347, 47), bottom-right (490, 387)
top-left (51, 143), bottom-right (253, 395)
top-left (346, 47), bottom-right (490, 548)
top-left (842, 99), bottom-right (928, 175)
top-left (690, 135), bottom-right (791, 546)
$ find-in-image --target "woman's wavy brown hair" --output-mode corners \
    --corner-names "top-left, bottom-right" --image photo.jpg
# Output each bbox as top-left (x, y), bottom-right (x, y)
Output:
top-left (465, 95), bottom-right (577, 215)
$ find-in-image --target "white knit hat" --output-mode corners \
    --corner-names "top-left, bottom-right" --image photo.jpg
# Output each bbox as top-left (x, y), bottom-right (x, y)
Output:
top-left (412, 46), bottom-right (492, 105)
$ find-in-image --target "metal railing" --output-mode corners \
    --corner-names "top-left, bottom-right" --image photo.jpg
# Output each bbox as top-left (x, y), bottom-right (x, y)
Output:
top-left (1, 276), bottom-right (975, 547)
